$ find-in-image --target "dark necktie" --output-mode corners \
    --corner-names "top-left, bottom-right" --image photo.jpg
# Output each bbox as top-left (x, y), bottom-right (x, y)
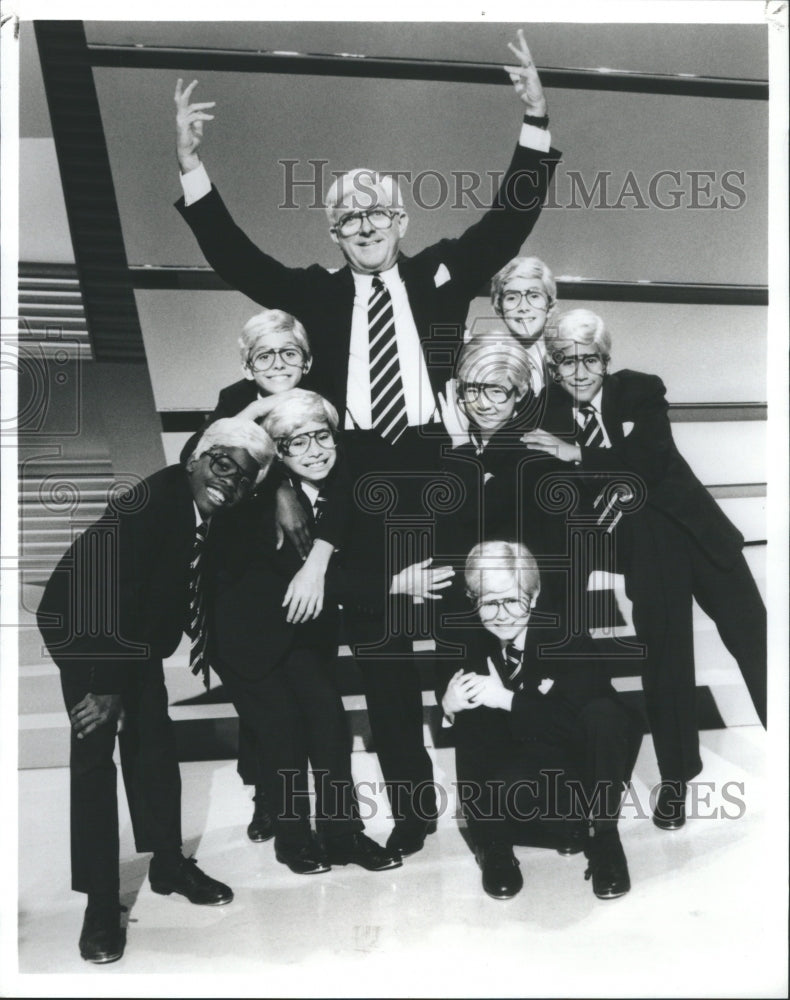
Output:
top-left (579, 403), bottom-right (606, 449)
top-left (292, 479), bottom-right (316, 527)
top-left (368, 276), bottom-right (408, 445)
top-left (499, 642), bottom-right (524, 692)
top-left (187, 520), bottom-right (210, 689)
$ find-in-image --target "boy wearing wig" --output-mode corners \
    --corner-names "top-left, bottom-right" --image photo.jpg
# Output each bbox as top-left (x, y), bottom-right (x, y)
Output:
top-left (37, 417), bottom-right (274, 963)
top-left (180, 308), bottom-right (347, 842)
top-left (438, 541), bottom-right (641, 902)
top-left (523, 308), bottom-right (767, 830)
top-left (210, 390), bottom-right (404, 875)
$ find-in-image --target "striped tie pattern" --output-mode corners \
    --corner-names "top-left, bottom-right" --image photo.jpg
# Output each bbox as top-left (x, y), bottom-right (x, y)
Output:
top-left (368, 276), bottom-right (408, 445)
top-left (503, 642), bottom-right (524, 691)
top-left (579, 403), bottom-right (606, 449)
top-left (188, 520), bottom-right (210, 689)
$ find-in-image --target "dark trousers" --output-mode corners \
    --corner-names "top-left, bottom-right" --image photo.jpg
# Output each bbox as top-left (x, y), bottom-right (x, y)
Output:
top-left (351, 634), bottom-right (437, 830)
top-left (59, 660), bottom-right (182, 896)
top-left (623, 510), bottom-right (766, 782)
top-left (340, 427), bottom-right (442, 832)
top-left (455, 696), bottom-right (642, 848)
top-left (215, 646), bottom-right (363, 846)
top-left (236, 723), bottom-right (262, 787)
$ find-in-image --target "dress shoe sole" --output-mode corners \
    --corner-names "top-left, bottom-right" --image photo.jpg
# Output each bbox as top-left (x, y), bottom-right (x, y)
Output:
top-left (652, 814), bottom-right (686, 831)
top-left (247, 829), bottom-right (275, 843)
top-left (327, 856), bottom-right (402, 872)
top-left (80, 946), bottom-right (124, 963)
top-left (593, 885), bottom-right (630, 900)
top-left (274, 858), bottom-right (331, 875)
top-left (149, 882), bottom-right (234, 904)
top-left (483, 885), bottom-right (522, 900)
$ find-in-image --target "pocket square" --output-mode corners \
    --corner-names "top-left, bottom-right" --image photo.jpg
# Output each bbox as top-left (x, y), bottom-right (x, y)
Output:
top-left (433, 263), bottom-right (451, 287)
top-left (622, 421), bottom-right (634, 437)
top-left (537, 678), bottom-right (555, 695)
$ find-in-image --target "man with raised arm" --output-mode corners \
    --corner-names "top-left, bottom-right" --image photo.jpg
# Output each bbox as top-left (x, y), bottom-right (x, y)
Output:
top-left (173, 29), bottom-right (561, 859)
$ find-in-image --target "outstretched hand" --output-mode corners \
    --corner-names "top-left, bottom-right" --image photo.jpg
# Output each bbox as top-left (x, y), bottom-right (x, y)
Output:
top-left (504, 29), bottom-right (548, 118)
top-left (174, 78), bottom-right (216, 173)
top-left (390, 558), bottom-right (455, 604)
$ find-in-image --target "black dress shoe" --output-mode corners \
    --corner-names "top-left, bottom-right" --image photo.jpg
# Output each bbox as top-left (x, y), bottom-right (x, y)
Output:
top-left (79, 906), bottom-right (124, 964)
top-left (275, 840), bottom-right (331, 875)
top-left (584, 831), bottom-right (631, 900)
top-left (475, 843), bottom-right (523, 900)
top-left (556, 822), bottom-right (588, 856)
top-left (652, 780), bottom-right (687, 831)
top-left (325, 832), bottom-right (402, 872)
top-left (386, 820), bottom-right (437, 858)
top-left (247, 795), bottom-right (274, 843)
top-left (149, 855), bottom-right (234, 904)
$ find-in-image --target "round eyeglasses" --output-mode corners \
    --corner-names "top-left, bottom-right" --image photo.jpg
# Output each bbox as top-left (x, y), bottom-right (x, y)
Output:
top-left (278, 428), bottom-right (337, 458)
top-left (247, 346), bottom-right (306, 373)
top-left (551, 353), bottom-right (606, 377)
top-left (457, 382), bottom-right (516, 406)
top-left (476, 596), bottom-right (533, 622)
top-left (500, 289), bottom-right (549, 311)
top-left (331, 209), bottom-right (399, 238)
top-left (206, 449), bottom-right (254, 490)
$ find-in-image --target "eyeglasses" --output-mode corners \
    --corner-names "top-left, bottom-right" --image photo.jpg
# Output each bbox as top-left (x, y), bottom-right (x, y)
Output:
top-left (457, 382), bottom-right (516, 406)
top-left (331, 209), bottom-right (399, 238)
top-left (551, 352), bottom-right (606, 377)
top-left (500, 289), bottom-right (549, 311)
top-left (247, 346), bottom-right (306, 373)
top-left (476, 596), bottom-right (533, 622)
top-left (278, 428), bottom-right (336, 458)
top-left (206, 449), bottom-right (254, 490)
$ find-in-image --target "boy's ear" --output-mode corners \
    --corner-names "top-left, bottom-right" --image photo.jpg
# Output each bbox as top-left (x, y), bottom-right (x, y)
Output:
top-left (302, 357), bottom-right (312, 375)
top-left (241, 361), bottom-right (255, 382)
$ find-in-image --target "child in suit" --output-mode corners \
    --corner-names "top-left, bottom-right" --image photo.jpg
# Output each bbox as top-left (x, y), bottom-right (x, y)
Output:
top-left (37, 417), bottom-right (274, 963)
top-left (210, 390), bottom-right (403, 875)
top-left (523, 308), bottom-right (767, 830)
top-left (438, 540), bottom-right (641, 901)
top-left (181, 309), bottom-right (346, 841)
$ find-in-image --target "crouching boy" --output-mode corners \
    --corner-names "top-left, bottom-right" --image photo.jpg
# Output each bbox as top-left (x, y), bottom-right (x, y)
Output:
top-left (36, 417), bottom-right (274, 964)
top-left (438, 541), bottom-right (641, 901)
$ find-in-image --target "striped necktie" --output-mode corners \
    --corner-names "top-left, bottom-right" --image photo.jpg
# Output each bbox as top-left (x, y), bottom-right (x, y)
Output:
top-left (188, 520), bottom-right (210, 689)
top-left (502, 642), bottom-right (524, 692)
top-left (368, 276), bottom-right (408, 445)
top-left (579, 403), bottom-right (606, 448)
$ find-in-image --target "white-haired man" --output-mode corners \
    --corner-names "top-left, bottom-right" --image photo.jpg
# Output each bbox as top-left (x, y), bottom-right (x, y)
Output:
top-left (173, 30), bottom-right (560, 858)
top-left (37, 418), bottom-right (274, 964)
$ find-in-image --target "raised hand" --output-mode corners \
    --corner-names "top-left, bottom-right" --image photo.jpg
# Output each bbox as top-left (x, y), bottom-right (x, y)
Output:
top-left (390, 558), bottom-right (455, 604)
top-left (504, 29), bottom-right (548, 118)
top-left (174, 77), bottom-right (216, 173)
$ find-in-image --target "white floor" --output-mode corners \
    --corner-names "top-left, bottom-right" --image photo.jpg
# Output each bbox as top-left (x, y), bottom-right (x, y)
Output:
top-left (7, 724), bottom-right (788, 999)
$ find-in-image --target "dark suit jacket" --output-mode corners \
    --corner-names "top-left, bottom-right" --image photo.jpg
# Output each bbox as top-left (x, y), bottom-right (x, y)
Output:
top-left (540, 369), bottom-right (744, 569)
top-left (37, 465), bottom-right (197, 693)
top-left (209, 475), bottom-right (343, 680)
top-left (436, 614), bottom-right (615, 747)
top-left (176, 143), bottom-right (561, 425)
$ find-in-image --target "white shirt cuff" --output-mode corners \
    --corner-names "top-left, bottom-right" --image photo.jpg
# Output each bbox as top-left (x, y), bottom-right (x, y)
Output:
top-left (518, 124), bottom-right (552, 152)
top-left (180, 162), bottom-right (212, 206)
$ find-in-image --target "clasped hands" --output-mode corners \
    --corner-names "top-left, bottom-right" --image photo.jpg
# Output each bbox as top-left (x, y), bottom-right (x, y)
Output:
top-left (441, 658), bottom-right (514, 718)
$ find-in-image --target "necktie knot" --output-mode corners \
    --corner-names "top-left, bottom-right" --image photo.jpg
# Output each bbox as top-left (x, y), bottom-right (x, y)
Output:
top-left (578, 404), bottom-right (606, 449)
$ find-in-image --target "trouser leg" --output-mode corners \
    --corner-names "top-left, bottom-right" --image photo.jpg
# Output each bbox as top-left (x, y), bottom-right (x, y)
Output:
top-left (60, 666), bottom-right (120, 896)
top-left (283, 646), bottom-right (363, 841)
top-left (117, 660), bottom-right (182, 853)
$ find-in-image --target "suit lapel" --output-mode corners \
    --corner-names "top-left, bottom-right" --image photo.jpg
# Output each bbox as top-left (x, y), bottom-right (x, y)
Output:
top-left (600, 375), bottom-right (623, 447)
